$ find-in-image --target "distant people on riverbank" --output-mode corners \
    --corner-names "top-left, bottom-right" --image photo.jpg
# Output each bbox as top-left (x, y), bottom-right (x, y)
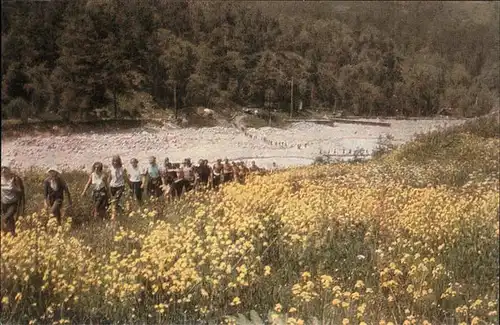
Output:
top-left (270, 162), bottom-right (279, 173)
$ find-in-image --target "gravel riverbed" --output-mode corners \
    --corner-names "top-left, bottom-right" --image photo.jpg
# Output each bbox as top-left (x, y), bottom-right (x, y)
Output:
top-left (1, 119), bottom-right (466, 172)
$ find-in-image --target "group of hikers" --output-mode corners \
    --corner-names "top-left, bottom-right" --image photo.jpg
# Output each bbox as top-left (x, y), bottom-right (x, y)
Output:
top-left (1, 156), bottom-right (274, 236)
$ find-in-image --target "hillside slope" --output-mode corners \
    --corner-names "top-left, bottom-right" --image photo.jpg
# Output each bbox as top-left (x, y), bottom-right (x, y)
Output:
top-left (1, 113), bottom-right (499, 324)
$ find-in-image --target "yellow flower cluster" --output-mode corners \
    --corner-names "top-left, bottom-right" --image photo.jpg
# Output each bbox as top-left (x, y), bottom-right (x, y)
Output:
top-left (1, 135), bottom-right (498, 324)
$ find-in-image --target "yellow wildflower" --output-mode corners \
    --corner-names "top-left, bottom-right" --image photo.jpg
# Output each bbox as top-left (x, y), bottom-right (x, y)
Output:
top-left (230, 297), bottom-right (241, 306)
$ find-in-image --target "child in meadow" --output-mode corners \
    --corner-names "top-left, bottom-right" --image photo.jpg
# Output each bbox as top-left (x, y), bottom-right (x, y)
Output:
top-left (222, 158), bottom-right (234, 183)
top-left (237, 161), bottom-right (249, 184)
top-left (81, 162), bottom-right (109, 220)
top-left (162, 157), bottom-right (176, 187)
top-left (249, 161), bottom-right (260, 173)
top-left (127, 158), bottom-right (145, 205)
top-left (212, 159), bottom-right (223, 190)
top-left (43, 167), bottom-right (72, 225)
top-left (145, 156), bottom-right (163, 198)
top-left (195, 159), bottom-right (211, 190)
top-left (108, 155), bottom-right (125, 219)
top-left (182, 158), bottom-right (195, 191)
top-left (1, 162), bottom-right (25, 235)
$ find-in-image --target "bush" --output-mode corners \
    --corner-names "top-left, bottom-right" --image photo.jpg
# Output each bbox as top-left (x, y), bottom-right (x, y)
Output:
top-left (387, 112), bottom-right (499, 166)
top-left (3, 97), bottom-right (31, 122)
top-left (372, 134), bottom-right (397, 159)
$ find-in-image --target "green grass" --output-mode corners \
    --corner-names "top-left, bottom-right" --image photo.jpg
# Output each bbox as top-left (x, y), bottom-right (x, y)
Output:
top-left (371, 112), bottom-right (500, 188)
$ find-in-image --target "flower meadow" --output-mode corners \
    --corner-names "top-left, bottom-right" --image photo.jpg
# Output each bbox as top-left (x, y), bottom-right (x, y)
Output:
top-left (1, 121), bottom-right (499, 325)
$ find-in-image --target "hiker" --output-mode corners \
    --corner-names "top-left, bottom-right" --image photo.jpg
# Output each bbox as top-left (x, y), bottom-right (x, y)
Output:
top-left (212, 159), bottom-right (223, 190)
top-left (270, 162), bottom-right (279, 173)
top-left (1, 163), bottom-right (24, 236)
top-left (169, 168), bottom-right (189, 200)
top-left (222, 158), bottom-right (234, 183)
top-left (108, 155), bottom-right (125, 220)
top-left (127, 158), bottom-right (145, 205)
top-left (192, 159), bottom-right (202, 190)
top-left (237, 161), bottom-right (248, 184)
top-left (231, 161), bottom-right (241, 183)
top-left (249, 161), bottom-right (260, 173)
top-left (81, 162), bottom-right (109, 220)
top-left (43, 167), bottom-right (72, 225)
top-left (204, 159), bottom-right (213, 189)
top-left (182, 158), bottom-right (195, 192)
top-left (145, 156), bottom-right (163, 198)
top-left (195, 159), bottom-right (211, 190)
top-left (162, 157), bottom-right (176, 186)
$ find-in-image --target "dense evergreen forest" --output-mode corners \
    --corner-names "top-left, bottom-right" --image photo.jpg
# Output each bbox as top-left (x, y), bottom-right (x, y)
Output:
top-left (1, 1), bottom-right (499, 121)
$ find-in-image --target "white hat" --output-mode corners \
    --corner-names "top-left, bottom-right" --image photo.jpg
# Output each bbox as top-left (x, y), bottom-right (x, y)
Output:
top-left (47, 167), bottom-right (60, 174)
top-left (1, 159), bottom-right (12, 169)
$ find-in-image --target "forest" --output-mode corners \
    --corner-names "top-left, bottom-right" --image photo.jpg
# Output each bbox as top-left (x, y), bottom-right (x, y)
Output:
top-left (1, 0), bottom-right (499, 121)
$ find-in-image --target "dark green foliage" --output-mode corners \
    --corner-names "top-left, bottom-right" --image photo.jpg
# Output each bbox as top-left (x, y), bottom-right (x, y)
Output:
top-left (1, 1), bottom-right (498, 120)
top-left (2, 97), bottom-right (31, 121)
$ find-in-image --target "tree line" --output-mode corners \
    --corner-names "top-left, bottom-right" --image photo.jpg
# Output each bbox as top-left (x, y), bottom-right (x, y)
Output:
top-left (2, 0), bottom-right (499, 121)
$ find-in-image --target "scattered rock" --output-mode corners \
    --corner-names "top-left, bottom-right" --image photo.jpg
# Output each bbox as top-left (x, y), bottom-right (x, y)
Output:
top-left (2, 119), bottom-right (467, 171)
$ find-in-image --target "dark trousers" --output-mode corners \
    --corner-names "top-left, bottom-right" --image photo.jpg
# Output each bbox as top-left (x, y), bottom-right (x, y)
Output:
top-left (223, 173), bottom-right (234, 183)
top-left (110, 186), bottom-right (125, 202)
top-left (1, 201), bottom-right (18, 235)
top-left (48, 198), bottom-right (63, 224)
top-left (170, 180), bottom-right (193, 198)
top-left (147, 177), bottom-right (163, 198)
top-left (110, 186), bottom-right (125, 217)
top-left (130, 181), bottom-right (143, 204)
top-left (213, 175), bottom-right (221, 189)
top-left (92, 189), bottom-right (108, 219)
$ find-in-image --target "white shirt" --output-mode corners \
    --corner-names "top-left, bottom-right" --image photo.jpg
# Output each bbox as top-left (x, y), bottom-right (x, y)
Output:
top-left (109, 167), bottom-right (125, 188)
top-left (91, 172), bottom-right (106, 191)
top-left (128, 166), bottom-right (145, 183)
top-left (49, 179), bottom-right (59, 191)
top-left (1, 176), bottom-right (17, 204)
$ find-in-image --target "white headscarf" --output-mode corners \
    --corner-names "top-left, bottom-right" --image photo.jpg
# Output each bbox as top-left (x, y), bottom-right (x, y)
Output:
top-left (47, 167), bottom-right (60, 174)
top-left (1, 158), bottom-right (12, 169)
top-left (46, 167), bottom-right (60, 190)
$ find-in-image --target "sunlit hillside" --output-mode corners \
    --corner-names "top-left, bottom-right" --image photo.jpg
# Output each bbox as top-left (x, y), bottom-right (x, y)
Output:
top-left (1, 115), bottom-right (499, 324)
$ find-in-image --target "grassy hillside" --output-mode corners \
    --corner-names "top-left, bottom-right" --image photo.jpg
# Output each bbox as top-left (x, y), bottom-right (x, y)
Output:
top-left (1, 116), bottom-right (499, 324)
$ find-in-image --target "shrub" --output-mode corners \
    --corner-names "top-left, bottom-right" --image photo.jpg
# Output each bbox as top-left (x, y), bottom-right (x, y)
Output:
top-left (3, 97), bottom-right (32, 122)
top-left (372, 134), bottom-right (397, 159)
